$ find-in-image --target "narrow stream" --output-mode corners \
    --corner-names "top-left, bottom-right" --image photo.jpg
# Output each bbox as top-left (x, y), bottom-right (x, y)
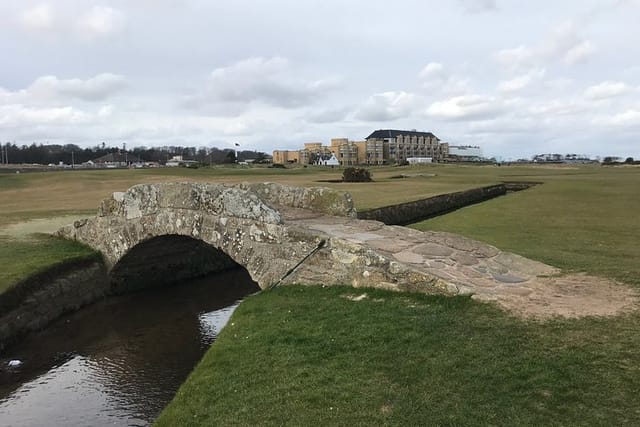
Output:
top-left (0, 268), bottom-right (260, 426)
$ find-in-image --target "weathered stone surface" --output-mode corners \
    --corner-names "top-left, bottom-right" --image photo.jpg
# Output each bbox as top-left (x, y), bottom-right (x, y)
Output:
top-left (413, 243), bottom-right (454, 257)
top-left (56, 182), bottom-right (414, 292)
top-left (238, 182), bottom-right (356, 217)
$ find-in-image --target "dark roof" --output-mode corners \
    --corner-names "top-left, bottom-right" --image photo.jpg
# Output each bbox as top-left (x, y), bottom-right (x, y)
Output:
top-left (366, 129), bottom-right (438, 140)
top-left (93, 152), bottom-right (142, 163)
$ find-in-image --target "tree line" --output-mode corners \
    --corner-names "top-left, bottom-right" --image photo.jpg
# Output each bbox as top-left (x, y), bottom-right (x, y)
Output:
top-left (0, 142), bottom-right (269, 165)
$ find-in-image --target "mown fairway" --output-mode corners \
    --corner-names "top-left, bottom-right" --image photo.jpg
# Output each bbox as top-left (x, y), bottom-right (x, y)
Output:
top-left (0, 164), bottom-right (498, 228)
top-left (410, 165), bottom-right (640, 286)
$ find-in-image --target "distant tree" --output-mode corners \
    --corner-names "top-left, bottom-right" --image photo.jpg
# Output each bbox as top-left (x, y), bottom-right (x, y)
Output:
top-left (224, 150), bottom-right (236, 164)
top-left (252, 152), bottom-right (268, 163)
top-left (625, 157), bottom-right (635, 164)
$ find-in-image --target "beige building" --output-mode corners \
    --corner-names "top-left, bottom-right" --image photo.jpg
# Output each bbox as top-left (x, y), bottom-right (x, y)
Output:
top-left (365, 129), bottom-right (447, 163)
top-left (273, 129), bottom-right (448, 165)
top-left (272, 150), bottom-right (300, 164)
top-left (329, 138), bottom-right (358, 166)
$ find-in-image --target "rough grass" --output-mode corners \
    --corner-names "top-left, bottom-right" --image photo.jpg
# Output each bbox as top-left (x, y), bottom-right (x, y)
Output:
top-left (155, 285), bottom-right (640, 426)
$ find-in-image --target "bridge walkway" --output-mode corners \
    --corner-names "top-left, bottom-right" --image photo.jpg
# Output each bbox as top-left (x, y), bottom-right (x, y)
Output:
top-left (282, 208), bottom-right (637, 319)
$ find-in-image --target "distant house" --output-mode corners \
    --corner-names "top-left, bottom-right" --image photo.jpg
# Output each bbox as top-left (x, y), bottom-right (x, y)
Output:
top-left (93, 152), bottom-right (142, 168)
top-left (448, 146), bottom-right (483, 162)
top-left (166, 155), bottom-right (199, 167)
top-left (314, 153), bottom-right (340, 166)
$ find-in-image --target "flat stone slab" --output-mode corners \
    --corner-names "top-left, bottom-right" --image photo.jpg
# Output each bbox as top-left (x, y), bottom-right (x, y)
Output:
top-left (492, 273), bottom-right (527, 284)
top-left (413, 243), bottom-right (454, 257)
top-left (285, 212), bottom-right (639, 319)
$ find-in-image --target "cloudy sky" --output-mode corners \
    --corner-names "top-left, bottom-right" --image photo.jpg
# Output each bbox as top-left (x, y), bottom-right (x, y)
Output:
top-left (1, 0), bottom-right (639, 159)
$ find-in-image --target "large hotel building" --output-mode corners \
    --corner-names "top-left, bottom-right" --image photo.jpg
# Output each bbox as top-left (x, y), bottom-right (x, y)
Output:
top-left (273, 129), bottom-right (450, 166)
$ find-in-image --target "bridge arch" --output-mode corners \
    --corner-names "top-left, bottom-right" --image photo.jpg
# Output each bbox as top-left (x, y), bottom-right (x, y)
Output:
top-left (108, 234), bottom-right (256, 294)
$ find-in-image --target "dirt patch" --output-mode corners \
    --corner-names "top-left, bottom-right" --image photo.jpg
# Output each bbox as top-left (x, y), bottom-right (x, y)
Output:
top-left (474, 273), bottom-right (639, 319)
top-left (1, 215), bottom-right (86, 238)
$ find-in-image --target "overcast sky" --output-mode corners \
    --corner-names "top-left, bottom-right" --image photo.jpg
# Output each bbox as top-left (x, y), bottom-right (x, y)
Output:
top-left (1, 0), bottom-right (639, 159)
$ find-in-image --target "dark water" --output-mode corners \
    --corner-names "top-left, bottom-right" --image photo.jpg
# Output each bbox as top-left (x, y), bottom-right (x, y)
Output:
top-left (0, 269), bottom-right (259, 426)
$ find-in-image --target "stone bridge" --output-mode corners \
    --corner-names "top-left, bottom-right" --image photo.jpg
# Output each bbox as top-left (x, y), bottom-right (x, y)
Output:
top-left (58, 182), bottom-right (637, 318)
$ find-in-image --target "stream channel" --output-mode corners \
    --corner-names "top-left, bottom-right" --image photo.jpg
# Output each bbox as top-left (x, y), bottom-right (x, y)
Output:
top-left (0, 268), bottom-right (260, 426)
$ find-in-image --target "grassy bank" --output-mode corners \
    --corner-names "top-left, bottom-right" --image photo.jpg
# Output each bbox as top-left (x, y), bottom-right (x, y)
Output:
top-left (0, 234), bottom-right (97, 293)
top-left (156, 285), bottom-right (640, 426)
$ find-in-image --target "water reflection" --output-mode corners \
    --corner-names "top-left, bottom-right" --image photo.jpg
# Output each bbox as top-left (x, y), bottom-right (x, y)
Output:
top-left (0, 268), bottom-right (259, 426)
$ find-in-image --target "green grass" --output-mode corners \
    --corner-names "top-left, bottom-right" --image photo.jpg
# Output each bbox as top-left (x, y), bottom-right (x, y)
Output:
top-left (3, 164), bottom-right (640, 424)
top-left (156, 285), bottom-right (640, 426)
top-left (0, 234), bottom-right (98, 293)
top-left (410, 166), bottom-right (640, 285)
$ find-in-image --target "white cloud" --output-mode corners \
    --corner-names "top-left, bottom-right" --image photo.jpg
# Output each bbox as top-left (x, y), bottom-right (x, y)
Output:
top-left (98, 105), bottom-right (113, 117)
top-left (0, 74), bottom-right (127, 112)
top-left (0, 104), bottom-right (91, 127)
top-left (529, 99), bottom-right (586, 116)
top-left (498, 68), bottom-right (546, 92)
top-left (495, 21), bottom-right (597, 69)
top-left (595, 110), bottom-right (640, 127)
top-left (17, 3), bottom-right (125, 39)
top-left (426, 94), bottom-right (503, 121)
top-left (494, 45), bottom-right (537, 69)
top-left (584, 81), bottom-right (632, 100)
top-left (77, 6), bottom-right (125, 38)
top-left (222, 118), bottom-right (266, 136)
top-left (27, 74), bottom-right (127, 102)
top-left (564, 40), bottom-right (597, 65)
top-left (307, 107), bottom-right (351, 124)
top-left (2, 2), bottom-right (639, 158)
top-left (21, 4), bottom-right (55, 32)
top-left (355, 91), bottom-right (420, 121)
top-left (418, 63), bottom-right (470, 95)
top-left (190, 57), bottom-right (342, 110)
top-left (458, 0), bottom-right (497, 13)
top-left (419, 62), bottom-right (445, 80)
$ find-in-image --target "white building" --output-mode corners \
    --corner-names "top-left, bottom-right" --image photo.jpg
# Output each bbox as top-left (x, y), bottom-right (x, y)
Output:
top-left (448, 146), bottom-right (483, 160)
top-left (315, 153), bottom-right (340, 166)
top-left (407, 157), bottom-right (433, 164)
